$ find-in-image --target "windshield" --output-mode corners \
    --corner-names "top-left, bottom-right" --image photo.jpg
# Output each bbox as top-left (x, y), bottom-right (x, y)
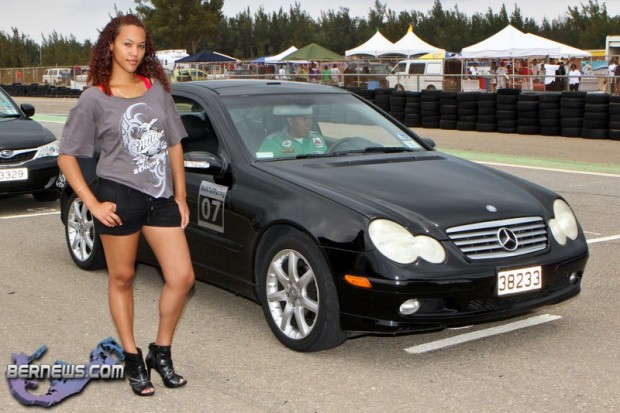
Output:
top-left (221, 93), bottom-right (424, 160)
top-left (0, 89), bottom-right (20, 117)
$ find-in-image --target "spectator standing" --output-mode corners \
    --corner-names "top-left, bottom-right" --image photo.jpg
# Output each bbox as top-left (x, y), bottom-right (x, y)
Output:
top-left (544, 61), bottom-right (559, 91)
top-left (568, 63), bottom-right (581, 91)
top-left (496, 61), bottom-right (507, 89)
top-left (555, 61), bottom-right (567, 91)
top-left (330, 64), bottom-right (341, 86)
top-left (309, 62), bottom-right (319, 83)
top-left (278, 65), bottom-right (287, 80)
top-left (321, 65), bottom-right (331, 84)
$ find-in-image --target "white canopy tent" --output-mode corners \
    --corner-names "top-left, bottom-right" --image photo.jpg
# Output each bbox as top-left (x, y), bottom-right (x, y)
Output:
top-left (379, 25), bottom-right (443, 57)
top-left (264, 46), bottom-right (299, 63)
top-left (345, 30), bottom-right (394, 58)
top-left (524, 33), bottom-right (591, 58)
top-left (461, 25), bottom-right (562, 58)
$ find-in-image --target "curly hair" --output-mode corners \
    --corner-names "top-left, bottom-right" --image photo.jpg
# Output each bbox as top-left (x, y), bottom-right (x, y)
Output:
top-left (87, 14), bottom-right (170, 95)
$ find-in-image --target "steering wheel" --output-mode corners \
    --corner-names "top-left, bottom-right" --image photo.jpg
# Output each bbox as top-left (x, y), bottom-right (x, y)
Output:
top-left (327, 137), bottom-right (374, 154)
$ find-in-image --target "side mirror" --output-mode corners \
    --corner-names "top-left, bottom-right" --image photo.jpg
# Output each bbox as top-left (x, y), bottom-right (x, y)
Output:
top-left (21, 103), bottom-right (35, 118)
top-left (421, 137), bottom-right (436, 149)
top-left (184, 151), bottom-right (226, 177)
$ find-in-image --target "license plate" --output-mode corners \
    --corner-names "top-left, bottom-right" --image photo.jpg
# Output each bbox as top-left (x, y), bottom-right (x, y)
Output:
top-left (497, 265), bottom-right (542, 296)
top-left (0, 168), bottom-right (28, 182)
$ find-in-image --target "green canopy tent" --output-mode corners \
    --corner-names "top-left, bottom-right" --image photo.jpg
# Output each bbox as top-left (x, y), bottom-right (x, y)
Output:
top-left (282, 43), bottom-right (342, 61)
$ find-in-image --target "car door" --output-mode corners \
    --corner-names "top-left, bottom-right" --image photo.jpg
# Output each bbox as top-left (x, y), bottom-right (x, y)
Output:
top-left (171, 92), bottom-right (256, 294)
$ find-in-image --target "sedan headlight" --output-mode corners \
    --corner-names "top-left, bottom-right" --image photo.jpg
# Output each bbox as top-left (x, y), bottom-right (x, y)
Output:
top-left (368, 219), bottom-right (446, 264)
top-left (548, 199), bottom-right (579, 246)
top-left (34, 141), bottom-right (60, 159)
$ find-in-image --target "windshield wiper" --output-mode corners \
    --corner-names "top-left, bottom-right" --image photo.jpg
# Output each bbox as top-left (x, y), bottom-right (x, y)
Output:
top-left (331, 146), bottom-right (416, 155)
top-left (294, 153), bottom-right (340, 159)
top-left (0, 113), bottom-right (21, 118)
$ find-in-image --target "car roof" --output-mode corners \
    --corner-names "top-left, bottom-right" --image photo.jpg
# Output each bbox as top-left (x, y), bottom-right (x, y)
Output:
top-left (171, 79), bottom-right (349, 97)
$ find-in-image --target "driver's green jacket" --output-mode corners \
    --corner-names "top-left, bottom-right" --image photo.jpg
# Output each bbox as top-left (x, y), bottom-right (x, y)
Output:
top-left (257, 128), bottom-right (327, 157)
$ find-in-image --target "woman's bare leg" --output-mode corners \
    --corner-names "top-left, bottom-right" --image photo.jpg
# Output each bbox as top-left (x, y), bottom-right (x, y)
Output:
top-left (100, 232), bottom-right (141, 354)
top-left (141, 226), bottom-right (195, 346)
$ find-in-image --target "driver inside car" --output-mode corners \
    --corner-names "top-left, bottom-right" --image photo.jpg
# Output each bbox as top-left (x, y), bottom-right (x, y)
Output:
top-left (257, 105), bottom-right (327, 158)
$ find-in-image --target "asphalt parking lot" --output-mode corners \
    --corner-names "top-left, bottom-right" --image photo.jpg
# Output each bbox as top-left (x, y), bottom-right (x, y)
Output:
top-left (1, 97), bottom-right (619, 412)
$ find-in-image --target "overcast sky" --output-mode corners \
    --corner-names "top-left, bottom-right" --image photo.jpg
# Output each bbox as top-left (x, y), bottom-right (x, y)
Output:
top-left (1, 0), bottom-right (619, 44)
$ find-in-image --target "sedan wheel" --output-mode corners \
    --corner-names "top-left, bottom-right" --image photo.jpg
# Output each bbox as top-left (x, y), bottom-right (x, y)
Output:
top-left (258, 230), bottom-right (346, 352)
top-left (64, 193), bottom-right (106, 270)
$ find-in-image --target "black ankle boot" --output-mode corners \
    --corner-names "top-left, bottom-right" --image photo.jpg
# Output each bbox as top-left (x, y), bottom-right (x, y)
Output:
top-left (123, 348), bottom-right (155, 396)
top-left (145, 342), bottom-right (187, 388)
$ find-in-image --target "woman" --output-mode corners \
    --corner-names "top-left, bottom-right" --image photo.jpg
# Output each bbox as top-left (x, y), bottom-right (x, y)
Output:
top-left (57, 14), bottom-right (195, 396)
top-left (568, 63), bottom-right (581, 91)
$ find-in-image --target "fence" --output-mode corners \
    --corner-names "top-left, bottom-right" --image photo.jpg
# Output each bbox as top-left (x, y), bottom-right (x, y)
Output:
top-left (1, 65), bottom-right (619, 94)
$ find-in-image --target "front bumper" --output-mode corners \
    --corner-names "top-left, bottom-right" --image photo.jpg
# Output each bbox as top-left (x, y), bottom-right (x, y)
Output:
top-left (335, 251), bottom-right (588, 333)
top-left (0, 157), bottom-right (59, 196)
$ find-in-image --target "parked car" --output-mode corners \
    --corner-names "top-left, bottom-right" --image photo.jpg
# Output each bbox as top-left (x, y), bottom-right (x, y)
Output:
top-left (173, 68), bottom-right (209, 82)
top-left (343, 62), bottom-right (392, 89)
top-left (0, 87), bottom-right (59, 201)
top-left (58, 80), bottom-right (589, 352)
top-left (42, 68), bottom-right (71, 85)
top-left (386, 58), bottom-right (463, 91)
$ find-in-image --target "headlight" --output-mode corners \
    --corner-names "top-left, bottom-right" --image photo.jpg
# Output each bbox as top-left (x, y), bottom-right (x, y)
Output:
top-left (368, 219), bottom-right (446, 264)
top-left (549, 199), bottom-right (579, 246)
top-left (34, 141), bottom-right (59, 159)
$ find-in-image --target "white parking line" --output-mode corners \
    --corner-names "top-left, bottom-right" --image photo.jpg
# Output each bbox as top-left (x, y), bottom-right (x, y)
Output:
top-left (0, 211), bottom-right (60, 219)
top-left (587, 234), bottom-right (620, 244)
top-left (405, 314), bottom-right (562, 354)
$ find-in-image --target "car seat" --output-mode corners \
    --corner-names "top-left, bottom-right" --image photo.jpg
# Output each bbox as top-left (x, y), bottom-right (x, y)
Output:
top-left (180, 114), bottom-right (219, 154)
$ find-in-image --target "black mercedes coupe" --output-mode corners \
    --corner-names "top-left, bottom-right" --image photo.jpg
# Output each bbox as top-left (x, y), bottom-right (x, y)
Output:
top-left (58, 80), bottom-right (589, 351)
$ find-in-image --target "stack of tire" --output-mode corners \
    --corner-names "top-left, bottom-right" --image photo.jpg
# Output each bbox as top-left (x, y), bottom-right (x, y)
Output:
top-left (581, 93), bottom-right (609, 139)
top-left (403, 92), bottom-right (422, 127)
top-left (373, 88), bottom-right (392, 113)
top-left (496, 89), bottom-right (520, 133)
top-left (456, 92), bottom-right (479, 131)
top-left (389, 89), bottom-right (406, 123)
top-left (609, 95), bottom-right (620, 141)
top-left (559, 91), bottom-right (587, 138)
top-left (539, 93), bottom-right (561, 136)
top-left (476, 93), bottom-right (497, 132)
top-left (354, 88), bottom-right (376, 104)
top-left (439, 91), bottom-right (458, 130)
top-left (420, 89), bottom-right (441, 128)
top-left (516, 93), bottom-right (540, 135)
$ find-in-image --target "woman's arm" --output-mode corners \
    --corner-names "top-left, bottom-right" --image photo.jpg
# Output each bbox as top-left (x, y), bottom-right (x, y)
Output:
top-left (57, 154), bottom-right (121, 227)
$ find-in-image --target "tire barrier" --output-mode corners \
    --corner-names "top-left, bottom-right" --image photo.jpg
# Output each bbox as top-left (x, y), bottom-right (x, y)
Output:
top-left (560, 91), bottom-right (586, 138)
top-left (1, 83), bottom-right (82, 98)
top-left (347, 87), bottom-right (620, 142)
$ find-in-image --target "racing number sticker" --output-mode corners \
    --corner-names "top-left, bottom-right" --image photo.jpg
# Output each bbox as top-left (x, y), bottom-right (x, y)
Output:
top-left (198, 181), bottom-right (228, 232)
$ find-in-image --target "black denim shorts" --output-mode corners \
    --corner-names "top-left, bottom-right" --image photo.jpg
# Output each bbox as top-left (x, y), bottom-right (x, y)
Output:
top-left (93, 178), bottom-right (181, 236)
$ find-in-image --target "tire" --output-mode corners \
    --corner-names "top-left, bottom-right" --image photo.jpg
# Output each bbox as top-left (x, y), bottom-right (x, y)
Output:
top-left (256, 228), bottom-right (346, 352)
top-left (561, 128), bottom-right (582, 137)
top-left (517, 125), bottom-right (540, 135)
top-left (581, 128), bottom-right (609, 139)
top-left (456, 121), bottom-right (476, 130)
top-left (476, 122), bottom-right (497, 132)
top-left (32, 190), bottom-right (58, 202)
top-left (63, 193), bottom-right (106, 270)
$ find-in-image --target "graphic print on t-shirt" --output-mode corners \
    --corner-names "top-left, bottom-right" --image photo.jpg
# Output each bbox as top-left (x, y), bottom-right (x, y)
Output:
top-left (120, 103), bottom-right (168, 197)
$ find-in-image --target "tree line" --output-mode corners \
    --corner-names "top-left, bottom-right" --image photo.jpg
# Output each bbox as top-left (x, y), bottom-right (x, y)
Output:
top-left (1, 0), bottom-right (619, 68)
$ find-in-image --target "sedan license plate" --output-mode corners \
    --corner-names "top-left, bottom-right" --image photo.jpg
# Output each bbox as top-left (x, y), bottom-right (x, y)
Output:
top-left (0, 168), bottom-right (28, 182)
top-left (497, 265), bottom-right (542, 296)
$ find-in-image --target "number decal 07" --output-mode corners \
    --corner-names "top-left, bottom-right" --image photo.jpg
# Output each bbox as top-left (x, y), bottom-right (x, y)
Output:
top-left (197, 180), bottom-right (229, 233)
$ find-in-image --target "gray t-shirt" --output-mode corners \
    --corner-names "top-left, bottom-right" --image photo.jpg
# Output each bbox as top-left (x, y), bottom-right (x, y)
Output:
top-left (60, 80), bottom-right (186, 198)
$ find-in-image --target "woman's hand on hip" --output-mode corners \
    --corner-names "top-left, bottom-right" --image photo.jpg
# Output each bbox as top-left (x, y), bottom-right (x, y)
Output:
top-left (91, 201), bottom-right (122, 227)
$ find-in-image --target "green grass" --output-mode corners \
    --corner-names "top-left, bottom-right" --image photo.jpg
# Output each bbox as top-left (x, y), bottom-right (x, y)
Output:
top-left (442, 149), bottom-right (620, 176)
